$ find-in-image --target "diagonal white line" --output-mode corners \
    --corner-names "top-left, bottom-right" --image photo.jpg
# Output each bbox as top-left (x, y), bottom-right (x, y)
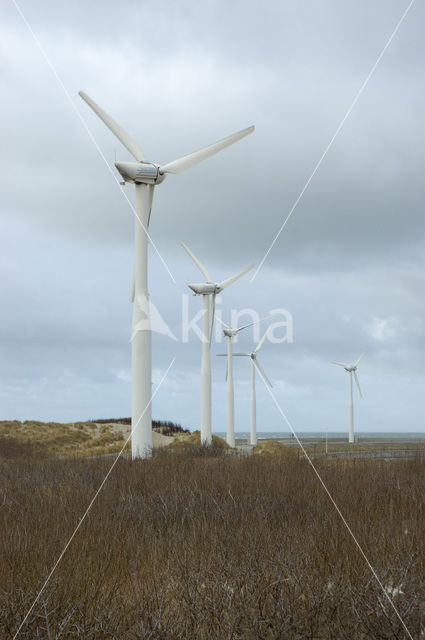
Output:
top-left (12, 357), bottom-right (176, 640)
top-left (252, 359), bottom-right (414, 640)
top-left (250, 0), bottom-right (416, 283)
top-left (11, 0), bottom-right (176, 284)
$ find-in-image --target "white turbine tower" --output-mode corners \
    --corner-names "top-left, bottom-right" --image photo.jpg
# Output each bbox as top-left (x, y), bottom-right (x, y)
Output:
top-left (231, 326), bottom-right (273, 446)
top-left (181, 243), bottom-right (254, 445)
top-left (79, 91), bottom-right (254, 459)
top-left (331, 349), bottom-right (366, 444)
top-left (216, 317), bottom-right (266, 447)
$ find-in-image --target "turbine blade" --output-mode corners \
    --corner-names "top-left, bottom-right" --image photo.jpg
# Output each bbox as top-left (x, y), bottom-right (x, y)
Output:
top-left (225, 362), bottom-right (228, 381)
top-left (181, 243), bottom-right (212, 281)
top-left (215, 315), bottom-right (231, 330)
top-left (232, 353), bottom-right (250, 356)
top-left (216, 354), bottom-right (227, 356)
top-left (254, 358), bottom-right (273, 388)
top-left (254, 324), bottom-right (272, 353)
top-left (354, 371), bottom-right (363, 398)
top-left (209, 294), bottom-right (216, 342)
top-left (159, 125), bottom-right (255, 174)
top-left (354, 348), bottom-right (367, 368)
top-left (79, 91), bottom-right (146, 162)
top-left (235, 315), bottom-right (270, 334)
top-left (330, 361), bottom-right (349, 367)
top-left (218, 264), bottom-right (255, 290)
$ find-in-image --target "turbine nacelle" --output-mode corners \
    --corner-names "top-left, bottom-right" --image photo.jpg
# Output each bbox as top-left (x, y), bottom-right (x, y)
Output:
top-left (344, 365), bottom-right (357, 373)
top-left (188, 282), bottom-right (222, 295)
top-left (115, 161), bottom-right (166, 185)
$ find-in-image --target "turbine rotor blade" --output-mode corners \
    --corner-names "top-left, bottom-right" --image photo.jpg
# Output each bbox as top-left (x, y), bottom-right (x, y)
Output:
top-left (225, 362), bottom-right (228, 381)
top-left (331, 361), bottom-right (349, 367)
top-left (159, 125), bottom-right (255, 174)
top-left (181, 243), bottom-right (212, 281)
top-left (232, 353), bottom-right (250, 356)
top-left (235, 315), bottom-right (270, 334)
top-left (254, 358), bottom-right (273, 388)
top-left (218, 264), bottom-right (255, 290)
top-left (215, 315), bottom-right (231, 330)
top-left (354, 348), bottom-right (367, 368)
top-left (79, 91), bottom-right (147, 162)
top-left (254, 324), bottom-right (272, 353)
top-left (353, 371), bottom-right (363, 398)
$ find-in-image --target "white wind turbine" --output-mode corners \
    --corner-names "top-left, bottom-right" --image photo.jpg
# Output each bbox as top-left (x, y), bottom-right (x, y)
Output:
top-left (216, 317), bottom-right (267, 447)
top-left (231, 326), bottom-right (273, 446)
top-left (181, 243), bottom-right (254, 445)
top-left (331, 349), bottom-right (366, 444)
top-left (79, 91), bottom-right (254, 459)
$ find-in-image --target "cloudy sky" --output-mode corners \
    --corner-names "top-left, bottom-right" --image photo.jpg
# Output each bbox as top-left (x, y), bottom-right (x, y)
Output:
top-left (1, 0), bottom-right (424, 434)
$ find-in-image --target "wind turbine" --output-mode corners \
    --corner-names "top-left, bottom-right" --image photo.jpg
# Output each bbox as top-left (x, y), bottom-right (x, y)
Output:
top-left (79, 91), bottom-right (254, 459)
top-left (331, 349), bottom-right (366, 444)
top-left (216, 317), bottom-right (267, 447)
top-left (181, 243), bottom-right (254, 444)
top-left (231, 326), bottom-right (273, 446)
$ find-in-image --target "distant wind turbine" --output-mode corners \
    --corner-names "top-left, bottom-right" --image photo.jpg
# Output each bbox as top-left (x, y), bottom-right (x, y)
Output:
top-left (79, 90), bottom-right (254, 458)
top-left (182, 243), bottom-right (254, 444)
top-left (331, 349), bottom-right (366, 443)
top-left (216, 317), bottom-right (267, 447)
top-left (231, 326), bottom-right (273, 446)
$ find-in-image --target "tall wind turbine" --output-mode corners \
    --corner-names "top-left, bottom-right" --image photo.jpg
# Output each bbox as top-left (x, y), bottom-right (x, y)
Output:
top-left (216, 317), bottom-right (266, 447)
top-left (232, 326), bottom-right (272, 446)
top-left (79, 91), bottom-right (254, 459)
top-left (331, 349), bottom-right (366, 444)
top-left (182, 243), bottom-right (254, 445)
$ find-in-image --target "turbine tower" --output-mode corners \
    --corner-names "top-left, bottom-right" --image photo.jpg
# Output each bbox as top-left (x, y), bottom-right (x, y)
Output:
top-left (331, 349), bottom-right (366, 444)
top-left (216, 317), bottom-right (265, 447)
top-left (232, 326), bottom-right (272, 446)
top-left (182, 243), bottom-right (254, 444)
top-left (79, 91), bottom-right (254, 459)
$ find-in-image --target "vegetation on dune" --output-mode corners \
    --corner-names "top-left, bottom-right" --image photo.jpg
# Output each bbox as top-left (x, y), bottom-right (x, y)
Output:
top-left (0, 420), bottom-right (126, 458)
top-left (164, 429), bottom-right (230, 456)
top-left (90, 417), bottom-right (190, 436)
top-left (0, 419), bottom-right (189, 458)
top-left (252, 439), bottom-right (299, 459)
top-left (1, 453), bottom-right (425, 638)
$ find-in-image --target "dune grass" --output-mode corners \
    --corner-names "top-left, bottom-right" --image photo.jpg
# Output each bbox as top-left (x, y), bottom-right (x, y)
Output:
top-left (0, 419), bottom-right (190, 459)
top-left (252, 439), bottom-right (300, 459)
top-left (164, 430), bottom-right (230, 456)
top-left (0, 420), bottom-right (126, 458)
top-left (1, 445), bottom-right (425, 639)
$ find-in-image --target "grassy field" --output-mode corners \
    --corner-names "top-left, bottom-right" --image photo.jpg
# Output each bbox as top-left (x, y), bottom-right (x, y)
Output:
top-left (1, 439), bottom-right (425, 639)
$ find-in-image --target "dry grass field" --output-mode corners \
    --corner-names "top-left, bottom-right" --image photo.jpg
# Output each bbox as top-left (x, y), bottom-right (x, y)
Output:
top-left (1, 438), bottom-right (425, 639)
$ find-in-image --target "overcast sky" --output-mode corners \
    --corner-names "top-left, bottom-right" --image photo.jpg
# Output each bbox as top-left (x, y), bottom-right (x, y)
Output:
top-left (1, 0), bottom-right (425, 434)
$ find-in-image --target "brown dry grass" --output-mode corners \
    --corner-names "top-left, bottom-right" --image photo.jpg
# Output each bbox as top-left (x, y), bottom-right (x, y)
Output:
top-left (1, 446), bottom-right (425, 639)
